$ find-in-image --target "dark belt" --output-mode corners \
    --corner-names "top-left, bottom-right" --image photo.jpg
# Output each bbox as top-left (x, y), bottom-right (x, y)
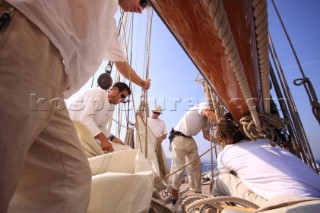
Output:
top-left (173, 131), bottom-right (192, 138)
top-left (169, 128), bottom-right (192, 144)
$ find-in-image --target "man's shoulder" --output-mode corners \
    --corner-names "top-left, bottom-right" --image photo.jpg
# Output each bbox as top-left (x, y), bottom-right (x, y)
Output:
top-left (148, 118), bottom-right (166, 125)
top-left (89, 87), bottom-right (105, 93)
top-left (156, 118), bottom-right (166, 124)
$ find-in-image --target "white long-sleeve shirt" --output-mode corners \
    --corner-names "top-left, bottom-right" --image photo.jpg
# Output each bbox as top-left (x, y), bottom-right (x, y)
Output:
top-left (67, 88), bottom-right (114, 137)
top-left (7, 0), bottom-right (126, 97)
top-left (217, 139), bottom-right (320, 199)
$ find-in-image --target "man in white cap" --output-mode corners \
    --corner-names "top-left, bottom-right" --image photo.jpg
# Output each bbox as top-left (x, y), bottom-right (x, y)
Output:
top-left (168, 102), bottom-right (216, 205)
top-left (147, 105), bottom-right (167, 150)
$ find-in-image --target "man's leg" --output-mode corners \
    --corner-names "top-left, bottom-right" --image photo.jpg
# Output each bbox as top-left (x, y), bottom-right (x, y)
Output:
top-left (212, 173), bottom-right (267, 207)
top-left (9, 108), bottom-right (91, 213)
top-left (0, 4), bottom-right (91, 212)
top-left (185, 138), bottom-right (202, 193)
top-left (169, 136), bottom-right (187, 200)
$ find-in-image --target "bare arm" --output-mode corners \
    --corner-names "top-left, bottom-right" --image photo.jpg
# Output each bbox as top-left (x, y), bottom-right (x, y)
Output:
top-left (95, 133), bottom-right (114, 152)
top-left (161, 134), bottom-right (167, 141)
top-left (202, 109), bottom-right (217, 122)
top-left (202, 129), bottom-right (211, 141)
top-left (114, 61), bottom-right (150, 90)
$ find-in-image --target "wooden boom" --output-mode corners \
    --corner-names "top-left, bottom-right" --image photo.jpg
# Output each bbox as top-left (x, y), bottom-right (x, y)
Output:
top-left (150, 0), bottom-right (263, 120)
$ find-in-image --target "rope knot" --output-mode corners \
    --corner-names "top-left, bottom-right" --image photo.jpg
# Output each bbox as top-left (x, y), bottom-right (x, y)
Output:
top-left (239, 113), bottom-right (288, 146)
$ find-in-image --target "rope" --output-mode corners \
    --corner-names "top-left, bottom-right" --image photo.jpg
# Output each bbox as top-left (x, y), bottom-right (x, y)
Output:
top-left (200, 80), bottom-right (221, 190)
top-left (155, 144), bottom-right (217, 184)
top-left (252, 0), bottom-right (270, 113)
top-left (240, 112), bottom-right (288, 146)
top-left (294, 78), bottom-right (320, 124)
top-left (269, 35), bottom-right (319, 172)
top-left (180, 194), bottom-right (211, 213)
top-left (203, 0), bottom-right (262, 132)
top-left (271, 0), bottom-right (320, 125)
top-left (183, 196), bottom-right (259, 213)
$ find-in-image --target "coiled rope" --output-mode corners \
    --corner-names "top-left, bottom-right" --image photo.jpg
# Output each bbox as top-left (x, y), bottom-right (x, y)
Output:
top-left (240, 113), bottom-right (288, 145)
top-left (182, 195), bottom-right (259, 213)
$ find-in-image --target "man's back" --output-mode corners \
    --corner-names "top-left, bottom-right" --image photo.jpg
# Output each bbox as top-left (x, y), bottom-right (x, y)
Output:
top-left (217, 139), bottom-right (320, 199)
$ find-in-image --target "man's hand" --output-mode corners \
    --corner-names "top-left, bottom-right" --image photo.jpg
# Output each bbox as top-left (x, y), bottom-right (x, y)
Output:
top-left (101, 140), bottom-right (114, 152)
top-left (161, 134), bottom-right (167, 141)
top-left (95, 133), bottom-right (114, 152)
top-left (203, 109), bottom-right (216, 122)
top-left (141, 79), bottom-right (151, 90)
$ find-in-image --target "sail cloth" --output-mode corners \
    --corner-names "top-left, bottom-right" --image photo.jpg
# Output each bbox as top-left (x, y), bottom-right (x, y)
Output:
top-left (135, 113), bottom-right (160, 174)
top-left (73, 121), bottom-right (104, 157)
top-left (88, 150), bottom-right (154, 213)
top-left (73, 121), bottom-right (155, 212)
top-left (155, 137), bottom-right (169, 179)
top-left (73, 120), bottom-right (132, 157)
top-left (125, 127), bottom-right (135, 149)
top-left (135, 112), bottom-right (169, 193)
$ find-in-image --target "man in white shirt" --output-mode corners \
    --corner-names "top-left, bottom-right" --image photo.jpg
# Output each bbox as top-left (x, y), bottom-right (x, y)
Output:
top-left (68, 82), bottom-right (131, 152)
top-left (147, 105), bottom-right (168, 177)
top-left (213, 115), bottom-right (320, 207)
top-left (147, 105), bottom-right (167, 150)
top-left (168, 102), bottom-right (216, 204)
top-left (0, 0), bottom-right (149, 212)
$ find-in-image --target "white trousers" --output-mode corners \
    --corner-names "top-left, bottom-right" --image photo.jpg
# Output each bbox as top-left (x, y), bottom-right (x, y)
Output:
top-left (169, 136), bottom-right (202, 193)
top-left (212, 173), bottom-right (268, 207)
top-left (0, 2), bottom-right (91, 212)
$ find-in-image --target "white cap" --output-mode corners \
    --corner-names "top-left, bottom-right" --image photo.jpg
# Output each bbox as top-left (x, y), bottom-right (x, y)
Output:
top-left (152, 105), bottom-right (163, 114)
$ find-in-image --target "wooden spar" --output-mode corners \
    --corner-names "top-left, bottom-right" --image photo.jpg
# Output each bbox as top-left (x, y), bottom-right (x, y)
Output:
top-left (149, 0), bottom-right (263, 120)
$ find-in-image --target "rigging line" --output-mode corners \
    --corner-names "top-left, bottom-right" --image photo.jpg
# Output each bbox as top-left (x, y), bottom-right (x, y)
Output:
top-left (269, 35), bottom-right (318, 172)
top-left (269, 35), bottom-right (311, 145)
top-left (92, 10), bottom-right (126, 89)
top-left (269, 63), bottom-right (298, 155)
top-left (209, 122), bottom-right (217, 187)
top-left (269, 37), bottom-right (308, 154)
top-left (112, 13), bottom-right (133, 137)
top-left (270, 0), bottom-right (306, 78)
top-left (129, 13), bottom-right (134, 89)
top-left (141, 9), bottom-right (153, 158)
top-left (270, 50), bottom-right (308, 161)
top-left (271, 0), bottom-right (320, 124)
top-left (144, 8), bottom-right (153, 80)
top-left (120, 13), bottom-right (135, 127)
top-left (155, 144), bottom-right (218, 184)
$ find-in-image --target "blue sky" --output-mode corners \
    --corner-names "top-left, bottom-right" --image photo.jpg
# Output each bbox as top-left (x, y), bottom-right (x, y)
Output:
top-left (67, 0), bottom-right (320, 161)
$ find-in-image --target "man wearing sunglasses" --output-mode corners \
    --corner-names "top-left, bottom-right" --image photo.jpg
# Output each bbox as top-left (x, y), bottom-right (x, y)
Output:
top-left (147, 105), bottom-right (168, 177)
top-left (68, 82), bottom-right (131, 153)
top-left (1, 0), bottom-right (150, 212)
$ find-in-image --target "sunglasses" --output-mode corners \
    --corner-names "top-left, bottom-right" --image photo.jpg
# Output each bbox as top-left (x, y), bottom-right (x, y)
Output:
top-left (153, 112), bottom-right (161, 115)
top-left (140, 0), bottom-right (148, 9)
top-left (120, 93), bottom-right (129, 103)
top-left (120, 94), bottom-right (127, 99)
